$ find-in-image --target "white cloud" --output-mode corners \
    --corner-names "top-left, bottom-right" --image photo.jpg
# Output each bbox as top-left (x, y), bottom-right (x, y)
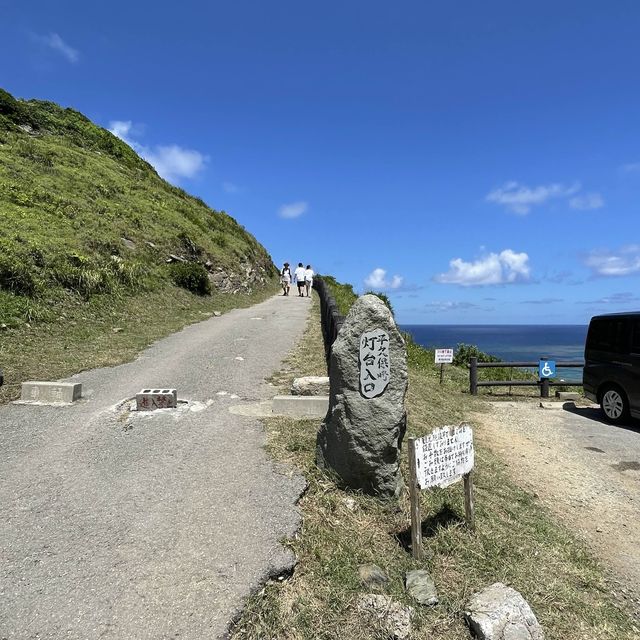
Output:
top-left (278, 201), bottom-right (308, 219)
top-left (435, 249), bottom-right (530, 286)
top-left (222, 181), bottom-right (240, 194)
top-left (423, 301), bottom-right (477, 312)
top-left (584, 245), bottom-right (640, 277)
top-left (580, 292), bottom-right (640, 305)
top-left (108, 120), bottom-right (207, 183)
top-left (569, 192), bottom-right (604, 210)
top-left (364, 268), bottom-right (404, 290)
top-left (486, 181), bottom-right (580, 214)
top-left (34, 32), bottom-right (79, 63)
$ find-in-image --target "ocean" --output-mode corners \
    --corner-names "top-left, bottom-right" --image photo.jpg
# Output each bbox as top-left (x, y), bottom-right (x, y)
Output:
top-left (401, 324), bottom-right (588, 382)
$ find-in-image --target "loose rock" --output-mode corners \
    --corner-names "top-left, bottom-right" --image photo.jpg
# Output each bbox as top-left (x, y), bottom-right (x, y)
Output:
top-left (405, 569), bottom-right (438, 606)
top-left (358, 563), bottom-right (389, 587)
top-left (464, 583), bottom-right (544, 640)
top-left (316, 295), bottom-right (407, 498)
top-left (356, 594), bottom-right (413, 640)
top-left (291, 376), bottom-right (330, 396)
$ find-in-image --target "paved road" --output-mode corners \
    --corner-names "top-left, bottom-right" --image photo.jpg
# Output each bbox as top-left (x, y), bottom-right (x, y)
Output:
top-left (0, 294), bottom-right (311, 639)
top-left (473, 400), bottom-right (640, 615)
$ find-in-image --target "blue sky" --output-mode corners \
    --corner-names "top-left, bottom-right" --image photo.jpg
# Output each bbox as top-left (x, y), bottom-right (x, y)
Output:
top-left (2, 0), bottom-right (640, 324)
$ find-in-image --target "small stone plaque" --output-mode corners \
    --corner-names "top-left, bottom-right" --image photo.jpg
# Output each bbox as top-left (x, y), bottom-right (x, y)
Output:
top-left (20, 381), bottom-right (82, 404)
top-left (359, 328), bottom-right (391, 399)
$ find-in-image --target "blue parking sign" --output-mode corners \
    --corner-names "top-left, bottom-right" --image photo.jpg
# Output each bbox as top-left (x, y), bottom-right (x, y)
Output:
top-left (539, 360), bottom-right (556, 379)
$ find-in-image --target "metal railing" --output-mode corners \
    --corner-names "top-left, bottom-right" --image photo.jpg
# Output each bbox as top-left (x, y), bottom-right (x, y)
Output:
top-left (313, 277), bottom-right (345, 364)
top-left (469, 357), bottom-right (584, 398)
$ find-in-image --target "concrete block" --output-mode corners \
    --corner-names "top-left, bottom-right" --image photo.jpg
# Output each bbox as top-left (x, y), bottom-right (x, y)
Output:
top-left (21, 381), bottom-right (82, 404)
top-left (136, 389), bottom-right (178, 411)
top-left (272, 395), bottom-right (329, 418)
top-left (291, 376), bottom-right (330, 396)
top-left (556, 391), bottom-right (581, 401)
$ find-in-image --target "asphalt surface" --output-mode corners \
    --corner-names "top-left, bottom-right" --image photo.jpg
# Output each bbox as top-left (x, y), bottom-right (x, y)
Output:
top-left (0, 293), bottom-right (311, 639)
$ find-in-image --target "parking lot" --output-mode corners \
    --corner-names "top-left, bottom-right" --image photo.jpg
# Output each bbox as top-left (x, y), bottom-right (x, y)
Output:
top-left (473, 399), bottom-right (640, 618)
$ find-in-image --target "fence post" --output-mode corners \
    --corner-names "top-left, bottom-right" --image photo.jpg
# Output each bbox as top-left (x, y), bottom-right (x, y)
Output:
top-left (541, 377), bottom-right (550, 398)
top-left (469, 357), bottom-right (478, 395)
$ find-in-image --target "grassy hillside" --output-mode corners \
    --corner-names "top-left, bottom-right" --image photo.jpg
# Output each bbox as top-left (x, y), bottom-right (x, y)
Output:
top-left (0, 88), bottom-right (279, 401)
top-left (0, 87), bottom-right (277, 328)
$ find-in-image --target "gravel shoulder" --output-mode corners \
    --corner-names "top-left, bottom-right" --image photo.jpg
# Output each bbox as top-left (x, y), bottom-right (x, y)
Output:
top-left (0, 293), bottom-right (312, 639)
top-left (471, 399), bottom-right (640, 618)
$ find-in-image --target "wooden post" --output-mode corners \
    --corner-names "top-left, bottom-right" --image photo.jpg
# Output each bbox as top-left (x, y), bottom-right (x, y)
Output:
top-left (469, 357), bottom-right (478, 395)
top-left (407, 438), bottom-right (423, 560)
top-left (463, 472), bottom-right (475, 531)
top-left (439, 363), bottom-right (444, 385)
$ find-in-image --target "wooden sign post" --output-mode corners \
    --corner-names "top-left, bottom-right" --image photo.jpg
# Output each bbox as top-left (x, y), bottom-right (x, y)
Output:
top-left (434, 349), bottom-right (454, 385)
top-left (408, 425), bottom-right (476, 559)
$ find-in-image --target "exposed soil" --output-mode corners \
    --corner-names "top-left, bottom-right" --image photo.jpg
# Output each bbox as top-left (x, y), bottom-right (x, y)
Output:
top-left (471, 400), bottom-right (640, 621)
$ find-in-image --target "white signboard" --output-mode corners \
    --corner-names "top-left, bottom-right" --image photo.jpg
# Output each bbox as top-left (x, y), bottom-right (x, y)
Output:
top-left (359, 329), bottom-right (391, 399)
top-left (435, 348), bottom-right (454, 364)
top-left (413, 424), bottom-right (474, 489)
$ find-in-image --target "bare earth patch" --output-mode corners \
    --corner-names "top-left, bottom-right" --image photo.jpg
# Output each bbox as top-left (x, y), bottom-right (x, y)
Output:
top-left (471, 400), bottom-right (640, 620)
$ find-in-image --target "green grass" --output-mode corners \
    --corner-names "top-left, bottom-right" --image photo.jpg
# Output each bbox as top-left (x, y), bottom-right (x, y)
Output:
top-left (0, 86), bottom-right (280, 400)
top-left (0, 87), bottom-right (276, 319)
top-left (230, 290), bottom-right (638, 640)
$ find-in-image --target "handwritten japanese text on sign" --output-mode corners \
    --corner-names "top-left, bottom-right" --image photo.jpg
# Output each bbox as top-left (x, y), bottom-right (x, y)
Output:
top-left (359, 329), bottom-right (391, 399)
top-left (413, 425), bottom-right (474, 489)
top-left (434, 348), bottom-right (454, 364)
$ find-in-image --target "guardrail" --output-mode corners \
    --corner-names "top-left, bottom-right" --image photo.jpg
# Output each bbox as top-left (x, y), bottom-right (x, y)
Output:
top-left (313, 277), bottom-right (345, 364)
top-left (469, 357), bottom-right (584, 398)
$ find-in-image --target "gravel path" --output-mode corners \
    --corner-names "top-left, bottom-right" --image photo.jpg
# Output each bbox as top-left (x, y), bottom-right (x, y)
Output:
top-left (471, 400), bottom-right (640, 618)
top-left (0, 293), bottom-right (311, 639)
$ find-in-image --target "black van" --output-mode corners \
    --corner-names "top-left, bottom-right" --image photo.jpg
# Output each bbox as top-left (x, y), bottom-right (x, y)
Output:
top-left (583, 312), bottom-right (640, 424)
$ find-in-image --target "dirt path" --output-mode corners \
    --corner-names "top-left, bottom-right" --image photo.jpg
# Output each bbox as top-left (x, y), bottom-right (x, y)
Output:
top-left (471, 400), bottom-right (640, 619)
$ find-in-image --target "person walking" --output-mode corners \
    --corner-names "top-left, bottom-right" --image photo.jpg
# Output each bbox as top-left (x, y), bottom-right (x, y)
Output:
top-left (304, 264), bottom-right (314, 297)
top-left (294, 263), bottom-right (306, 297)
top-left (280, 262), bottom-right (291, 296)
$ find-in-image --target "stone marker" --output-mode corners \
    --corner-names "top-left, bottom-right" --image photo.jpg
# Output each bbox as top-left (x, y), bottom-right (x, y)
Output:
top-left (316, 294), bottom-right (407, 498)
top-left (358, 563), bottom-right (389, 587)
top-left (405, 569), bottom-right (439, 606)
top-left (356, 594), bottom-right (413, 640)
top-left (291, 376), bottom-right (330, 396)
top-left (464, 583), bottom-right (544, 640)
top-left (136, 389), bottom-right (178, 411)
top-left (20, 381), bottom-right (82, 404)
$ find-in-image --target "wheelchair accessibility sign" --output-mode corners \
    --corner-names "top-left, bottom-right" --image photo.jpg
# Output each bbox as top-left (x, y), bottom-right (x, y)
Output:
top-left (539, 360), bottom-right (556, 379)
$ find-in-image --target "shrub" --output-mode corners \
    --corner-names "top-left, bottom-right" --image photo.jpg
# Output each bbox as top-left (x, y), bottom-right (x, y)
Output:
top-left (169, 262), bottom-right (211, 295)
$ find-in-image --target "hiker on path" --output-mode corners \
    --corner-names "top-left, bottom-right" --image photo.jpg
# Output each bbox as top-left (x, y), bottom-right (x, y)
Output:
top-left (294, 263), bottom-right (306, 297)
top-left (304, 264), bottom-right (314, 297)
top-left (280, 263), bottom-right (291, 296)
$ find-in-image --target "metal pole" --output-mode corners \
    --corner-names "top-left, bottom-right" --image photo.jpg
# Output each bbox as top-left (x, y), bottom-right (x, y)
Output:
top-left (439, 363), bottom-right (444, 385)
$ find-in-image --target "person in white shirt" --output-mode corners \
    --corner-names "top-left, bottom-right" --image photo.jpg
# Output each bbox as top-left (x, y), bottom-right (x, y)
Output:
top-left (294, 263), bottom-right (306, 297)
top-left (304, 265), bottom-right (314, 297)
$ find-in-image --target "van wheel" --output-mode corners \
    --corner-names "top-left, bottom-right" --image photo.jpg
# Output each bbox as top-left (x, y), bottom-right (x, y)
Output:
top-left (600, 386), bottom-right (629, 424)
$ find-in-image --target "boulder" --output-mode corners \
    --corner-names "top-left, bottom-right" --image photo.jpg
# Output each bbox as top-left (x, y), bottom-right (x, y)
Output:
top-left (358, 563), bottom-right (389, 587)
top-left (291, 376), bottom-right (330, 396)
top-left (316, 295), bottom-right (407, 498)
top-left (405, 569), bottom-right (438, 606)
top-left (464, 583), bottom-right (544, 640)
top-left (356, 594), bottom-right (413, 640)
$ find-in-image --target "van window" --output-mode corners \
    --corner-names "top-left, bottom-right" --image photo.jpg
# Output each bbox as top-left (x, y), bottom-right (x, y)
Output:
top-left (631, 319), bottom-right (640, 355)
top-left (588, 318), bottom-right (628, 354)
